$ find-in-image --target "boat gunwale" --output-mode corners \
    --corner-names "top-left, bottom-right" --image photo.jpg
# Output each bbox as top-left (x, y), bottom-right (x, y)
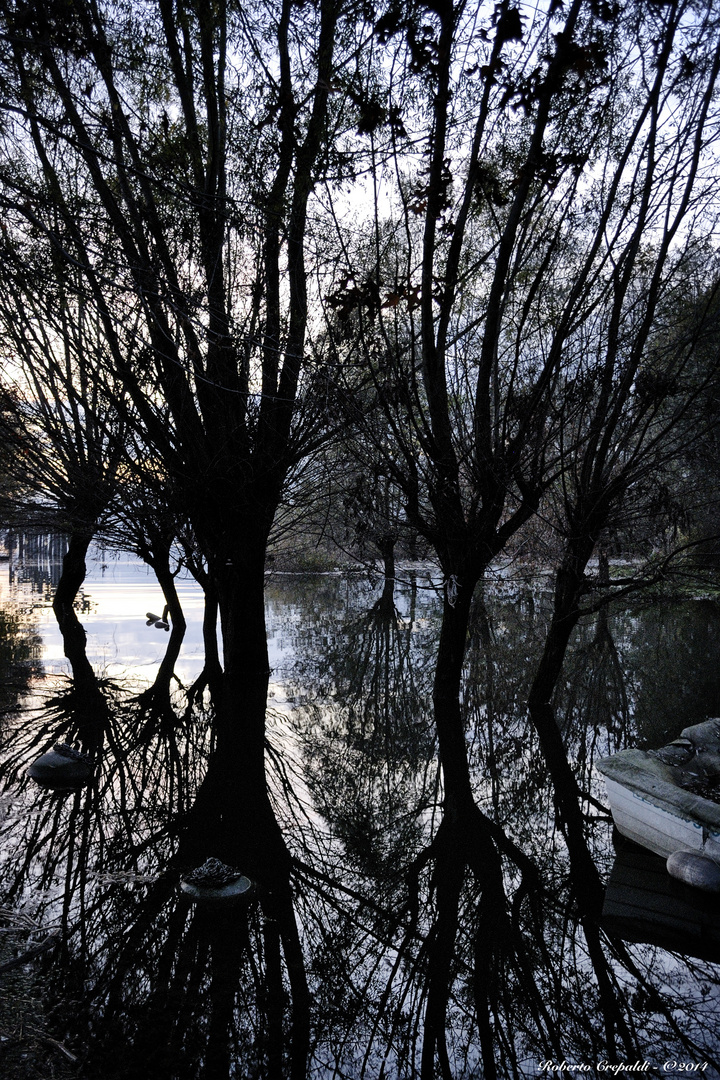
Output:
top-left (597, 748), bottom-right (720, 835)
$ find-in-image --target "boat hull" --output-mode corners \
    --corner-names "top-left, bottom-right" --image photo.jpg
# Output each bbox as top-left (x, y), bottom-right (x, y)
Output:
top-left (597, 729), bottom-right (720, 864)
top-left (603, 775), bottom-right (720, 861)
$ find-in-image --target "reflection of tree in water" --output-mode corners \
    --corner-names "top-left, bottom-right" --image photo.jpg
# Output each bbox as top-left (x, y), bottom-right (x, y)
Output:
top-left (462, 588), bottom-right (720, 1072)
top-left (0, 679), bottom-right (309, 1078)
top-left (0, 681), bottom-right (203, 906)
top-left (466, 587), bottom-right (720, 825)
top-left (463, 588), bottom-right (548, 820)
top-left (0, 603), bottom-right (42, 730)
top-left (619, 599), bottom-right (720, 748)
top-left (560, 607), bottom-right (631, 743)
top-left (280, 575), bottom-right (438, 888)
top-left (548, 597), bottom-right (720, 788)
top-left (1, 581), bottom-right (720, 1075)
top-left (4, 531), bottom-right (67, 600)
top-left (277, 578), bottom-right (720, 1075)
top-left (272, 575), bottom-right (442, 1072)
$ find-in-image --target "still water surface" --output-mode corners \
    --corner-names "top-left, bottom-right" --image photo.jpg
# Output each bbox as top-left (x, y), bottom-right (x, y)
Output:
top-left (1, 536), bottom-right (720, 1078)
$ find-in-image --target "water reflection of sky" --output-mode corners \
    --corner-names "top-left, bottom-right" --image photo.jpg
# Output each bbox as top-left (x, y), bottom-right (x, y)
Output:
top-left (0, 544), bottom-right (319, 685)
top-left (1, 548), bottom-right (203, 680)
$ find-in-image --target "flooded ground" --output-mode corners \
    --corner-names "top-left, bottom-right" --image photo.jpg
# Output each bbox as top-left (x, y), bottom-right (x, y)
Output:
top-left (1, 535), bottom-right (720, 1078)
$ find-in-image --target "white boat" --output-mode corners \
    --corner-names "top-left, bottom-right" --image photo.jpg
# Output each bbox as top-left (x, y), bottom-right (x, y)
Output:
top-left (596, 719), bottom-right (720, 864)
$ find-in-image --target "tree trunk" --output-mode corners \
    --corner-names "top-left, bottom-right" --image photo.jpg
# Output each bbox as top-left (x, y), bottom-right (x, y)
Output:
top-left (213, 552), bottom-right (290, 886)
top-left (183, 566), bottom-right (223, 707)
top-left (420, 565), bottom-right (545, 1077)
top-left (377, 534), bottom-right (396, 581)
top-left (140, 551), bottom-right (187, 708)
top-left (52, 531), bottom-right (96, 688)
top-left (433, 581), bottom-right (477, 821)
top-left (527, 541), bottom-right (604, 914)
top-left (178, 733), bottom-right (308, 1079)
top-left (201, 581), bottom-right (222, 695)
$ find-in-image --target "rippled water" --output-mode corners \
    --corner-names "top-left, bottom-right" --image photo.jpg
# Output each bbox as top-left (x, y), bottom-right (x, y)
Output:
top-left (1, 534), bottom-right (720, 1078)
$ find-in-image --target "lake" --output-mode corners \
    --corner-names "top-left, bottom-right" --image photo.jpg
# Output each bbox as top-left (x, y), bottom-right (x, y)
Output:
top-left (1, 535), bottom-right (720, 1078)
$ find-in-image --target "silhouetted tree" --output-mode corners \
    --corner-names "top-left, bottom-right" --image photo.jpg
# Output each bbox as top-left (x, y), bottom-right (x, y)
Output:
top-left (0, 0), bottom-right (367, 861)
top-left (325, 0), bottom-right (720, 1069)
